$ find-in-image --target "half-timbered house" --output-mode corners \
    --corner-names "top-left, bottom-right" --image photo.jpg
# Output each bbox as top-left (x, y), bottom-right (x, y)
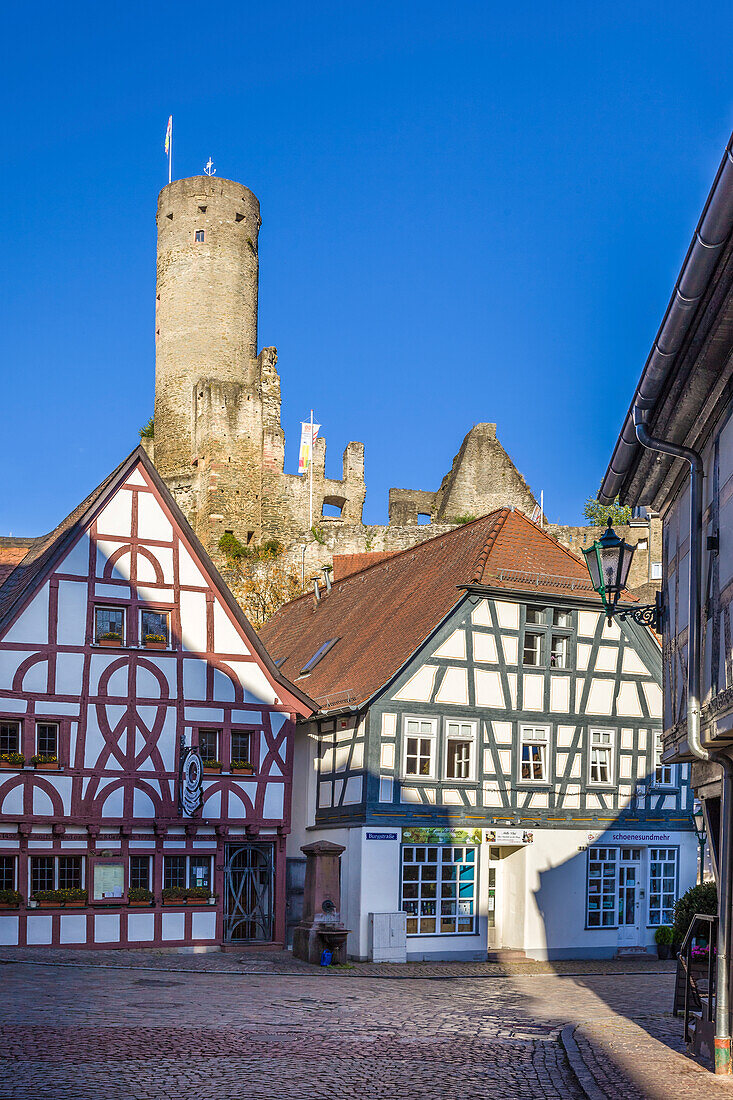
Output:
top-left (0, 447), bottom-right (312, 950)
top-left (262, 510), bottom-right (697, 960)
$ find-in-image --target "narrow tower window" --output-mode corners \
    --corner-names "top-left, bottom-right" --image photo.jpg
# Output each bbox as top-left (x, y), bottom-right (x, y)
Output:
top-left (195, 230), bottom-right (205, 243)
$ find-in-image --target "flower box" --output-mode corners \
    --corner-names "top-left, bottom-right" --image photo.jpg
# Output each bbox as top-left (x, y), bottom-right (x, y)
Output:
top-left (162, 898), bottom-right (183, 906)
top-left (203, 765), bottom-right (222, 774)
top-left (129, 899), bottom-right (152, 907)
top-left (34, 762), bottom-right (59, 770)
top-left (64, 900), bottom-right (86, 908)
top-left (144, 641), bottom-right (166, 651)
top-left (37, 900), bottom-right (58, 909)
top-left (0, 754), bottom-right (25, 769)
top-left (0, 902), bottom-right (19, 910)
top-left (98, 638), bottom-right (121, 648)
top-left (231, 765), bottom-right (255, 775)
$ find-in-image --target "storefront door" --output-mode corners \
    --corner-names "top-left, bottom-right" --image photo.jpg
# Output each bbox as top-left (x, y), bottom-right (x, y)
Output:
top-left (617, 848), bottom-right (643, 948)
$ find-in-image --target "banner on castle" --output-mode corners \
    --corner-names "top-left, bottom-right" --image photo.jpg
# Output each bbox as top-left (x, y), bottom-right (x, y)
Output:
top-left (298, 420), bottom-right (321, 474)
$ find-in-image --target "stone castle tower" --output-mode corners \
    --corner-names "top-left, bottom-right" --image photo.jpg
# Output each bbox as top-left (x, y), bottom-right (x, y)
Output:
top-left (147, 173), bottom-right (659, 597)
top-left (150, 175), bottom-right (365, 563)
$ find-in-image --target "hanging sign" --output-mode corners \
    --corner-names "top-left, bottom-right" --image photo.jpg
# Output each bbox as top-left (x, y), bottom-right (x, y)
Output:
top-left (179, 739), bottom-right (203, 817)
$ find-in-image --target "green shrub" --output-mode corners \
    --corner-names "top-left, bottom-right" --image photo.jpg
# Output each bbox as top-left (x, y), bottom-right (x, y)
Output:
top-left (161, 887), bottom-right (187, 901)
top-left (231, 760), bottom-right (254, 771)
top-left (58, 888), bottom-right (86, 903)
top-left (452, 514), bottom-right (478, 525)
top-left (0, 890), bottom-right (21, 906)
top-left (30, 754), bottom-right (58, 766)
top-left (128, 887), bottom-right (153, 902)
top-left (98, 631), bottom-right (122, 642)
top-left (654, 924), bottom-right (674, 946)
top-left (201, 759), bottom-right (222, 769)
top-left (139, 417), bottom-right (154, 439)
top-left (673, 881), bottom-right (717, 946)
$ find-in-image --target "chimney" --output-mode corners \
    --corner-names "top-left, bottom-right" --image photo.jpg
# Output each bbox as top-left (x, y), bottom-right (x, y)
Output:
top-left (312, 576), bottom-right (321, 603)
top-left (322, 566), bottom-right (332, 593)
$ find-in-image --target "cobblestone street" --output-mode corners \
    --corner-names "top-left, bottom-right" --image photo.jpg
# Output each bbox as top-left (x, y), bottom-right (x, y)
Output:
top-left (0, 951), bottom-right (730, 1099)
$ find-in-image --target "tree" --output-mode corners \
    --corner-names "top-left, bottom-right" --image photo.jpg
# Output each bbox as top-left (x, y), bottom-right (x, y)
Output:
top-left (218, 535), bottom-right (306, 628)
top-left (582, 491), bottom-right (632, 527)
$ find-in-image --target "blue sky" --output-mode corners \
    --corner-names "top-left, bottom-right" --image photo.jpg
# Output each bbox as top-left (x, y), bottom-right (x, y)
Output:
top-left (3, 1), bottom-right (733, 532)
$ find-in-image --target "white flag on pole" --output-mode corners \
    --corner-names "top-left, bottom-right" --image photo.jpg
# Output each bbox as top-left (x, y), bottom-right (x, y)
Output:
top-left (298, 420), bottom-right (321, 474)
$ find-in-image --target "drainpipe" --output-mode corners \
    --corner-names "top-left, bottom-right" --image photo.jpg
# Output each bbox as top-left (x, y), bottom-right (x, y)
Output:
top-left (634, 406), bottom-right (733, 1074)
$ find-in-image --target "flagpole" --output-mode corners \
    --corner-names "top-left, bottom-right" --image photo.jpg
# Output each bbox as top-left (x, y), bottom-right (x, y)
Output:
top-left (540, 490), bottom-right (544, 527)
top-left (169, 119), bottom-right (172, 184)
top-left (309, 409), bottom-right (314, 530)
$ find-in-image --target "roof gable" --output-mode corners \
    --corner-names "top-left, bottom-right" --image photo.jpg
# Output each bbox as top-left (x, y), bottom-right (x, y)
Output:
top-left (0, 447), bottom-right (314, 715)
top-left (260, 508), bottom-right (608, 711)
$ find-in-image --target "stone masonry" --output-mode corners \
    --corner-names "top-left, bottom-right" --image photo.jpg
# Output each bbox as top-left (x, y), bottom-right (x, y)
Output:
top-left (147, 173), bottom-right (660, 595)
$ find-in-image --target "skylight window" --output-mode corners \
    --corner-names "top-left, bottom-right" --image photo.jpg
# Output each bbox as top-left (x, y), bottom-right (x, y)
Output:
top-left (299, 638), bottom-right (339, 676)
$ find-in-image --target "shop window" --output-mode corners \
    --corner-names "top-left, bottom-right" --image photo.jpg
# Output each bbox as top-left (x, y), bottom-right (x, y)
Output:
top-left (129, 856), bottom-right (151, 891)
top-left (589, 729), bottom-right (614, 785)
top-left (403, 717), bottom-right (437, 778)
top-left (0, 722), bottom-right (20, 755)
top-left (94, 606), bottom-right (125, 645)
top-left (648, 848), bottom-right (678, 926)
top-left (0, 856), bottom-right (16, 890)
top-left (189, 857), bottom-right (212, 890)
top-left (58, 857), bottom-right (82, 891)
top-left (401, 845), bottom-right (476, 935)
top-left (30, 857), bottom-right (54, 896)
top-left (198, 728), bottom-right (220, 763)
top-left (445, 721), bottom-right (475, 780)
top-left (163, 856), bottom-right (186, 890)
top-left (520, 726), bottom-right (549, 782)
top-left (587, 847), bottom-right (617, 927)
top-left (36, 722), bottom-right (58, 758)
top-left (141, 609), bottom-right (169, 647)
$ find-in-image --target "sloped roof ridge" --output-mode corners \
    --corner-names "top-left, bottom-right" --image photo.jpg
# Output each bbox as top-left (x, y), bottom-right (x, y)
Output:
top-left (274, 510), bottom-right (508, 612)
top-left (471, 508), bottom-right (510, 583)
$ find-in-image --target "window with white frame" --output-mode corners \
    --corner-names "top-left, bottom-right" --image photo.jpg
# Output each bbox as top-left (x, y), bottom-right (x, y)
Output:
top-left (403, 717), bottom-right (436, 778)
top-left (550, 634), bottom-right (569, 668)
top-left (520, 725), bottom-right (549, 782)
top-left (648, 848), bottom-right (677, 926)
top-left (163, 854), bottom-right (213, 891)
top-left (445, 720), bottom-right (476, 780)
top-left (589, 729), bottom-right (614, 785)
top-left (29, 855), bottom-right (83, 898)
top-left (654, 734), bottom-right (675, 787)
top-left (401, 845), bottom-right (476, 935)
top-left (523, 630), bottom-right (544, 666)
top-left (0, 856), bottom-right (16, 891)
top-left (36, 722), bottom-right (58, 759)
top-left (587, 847), bottom-right (617, 927)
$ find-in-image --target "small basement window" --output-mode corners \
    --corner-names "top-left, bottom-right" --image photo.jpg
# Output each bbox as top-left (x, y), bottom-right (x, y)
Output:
top-left (299, 638), bottom-right (340, 675)
top-left (195, 230), bottom-right (205, 243)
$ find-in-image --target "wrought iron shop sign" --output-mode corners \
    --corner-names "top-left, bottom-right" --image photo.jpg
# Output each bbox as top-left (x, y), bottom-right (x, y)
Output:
top-left (179, 736), bottom-right (203, 817)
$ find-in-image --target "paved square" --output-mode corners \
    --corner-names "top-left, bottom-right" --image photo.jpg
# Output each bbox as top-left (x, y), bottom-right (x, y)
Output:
top-left (0, 951), bottom-right (728, 1099)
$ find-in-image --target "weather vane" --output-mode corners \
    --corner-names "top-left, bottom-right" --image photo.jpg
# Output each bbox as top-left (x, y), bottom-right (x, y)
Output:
top-left (204, 157), bottom-right (216, 176)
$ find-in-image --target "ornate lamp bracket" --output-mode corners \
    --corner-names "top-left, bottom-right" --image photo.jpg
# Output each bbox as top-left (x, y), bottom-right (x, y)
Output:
top-left (618, 593), bottom-right (664, 632)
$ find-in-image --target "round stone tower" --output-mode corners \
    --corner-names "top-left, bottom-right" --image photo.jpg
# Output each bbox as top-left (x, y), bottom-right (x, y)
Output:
top-left (154, 175), bottom-right (261, 481)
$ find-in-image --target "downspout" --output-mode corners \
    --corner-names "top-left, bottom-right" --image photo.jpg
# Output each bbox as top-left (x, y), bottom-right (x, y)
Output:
top-left (634, 405), bottom-right (733, 1074)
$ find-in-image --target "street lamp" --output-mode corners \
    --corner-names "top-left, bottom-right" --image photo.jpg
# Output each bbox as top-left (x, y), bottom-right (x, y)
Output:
top-left (692, 800), bottom-right (707, 886)
top-left (582, 518), bottom-right (663, 630)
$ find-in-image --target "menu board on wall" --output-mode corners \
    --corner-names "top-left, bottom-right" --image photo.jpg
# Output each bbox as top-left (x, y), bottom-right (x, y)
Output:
top-left (93, 862), bottom-right (124, 899)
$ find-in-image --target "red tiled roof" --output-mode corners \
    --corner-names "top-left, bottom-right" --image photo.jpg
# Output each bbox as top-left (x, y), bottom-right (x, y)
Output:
top-left (0, 539), bottom-right (42, 587)
top-left (260, 509), bottom-right (611, 712)
top-left (332, 551), bottom-right (398, 581)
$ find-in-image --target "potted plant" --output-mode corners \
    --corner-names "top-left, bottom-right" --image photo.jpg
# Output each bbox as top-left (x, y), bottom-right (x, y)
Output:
top-left (59, 888), bottom-right (87, 908)
top-left (98, 631), bottom-right (122, 648)
top-left (654, 924), bottom-right (674, 960)
top-left (0, 752), bottom-right (24, 768)
top-left (31, 754), bottom-right (59, 770)
top-left (32, 889), bottom-right (63, 908)
top-left (202, 759), bottom-right (222, 774)
top-left (0, 889), bottom-right (21, 910)
top-left (143, 633), bottom-right (167, 650)
top-left (161, 887), bottom-right (186, 905)
top-left (128, 887), bottom-right (153, 907)
top-left (231, 760), bottom-right (255, 775)
top-left (186, 886), bottom-right (213, 906)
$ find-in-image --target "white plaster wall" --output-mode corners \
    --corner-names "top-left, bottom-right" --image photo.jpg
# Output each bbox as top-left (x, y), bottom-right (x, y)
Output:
top-left (4, 583), bottom-right (49, 645)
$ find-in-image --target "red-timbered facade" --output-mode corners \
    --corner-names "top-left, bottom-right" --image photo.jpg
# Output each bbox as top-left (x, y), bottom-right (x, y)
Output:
top-left (0, 448), bottom-right (312, 949)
